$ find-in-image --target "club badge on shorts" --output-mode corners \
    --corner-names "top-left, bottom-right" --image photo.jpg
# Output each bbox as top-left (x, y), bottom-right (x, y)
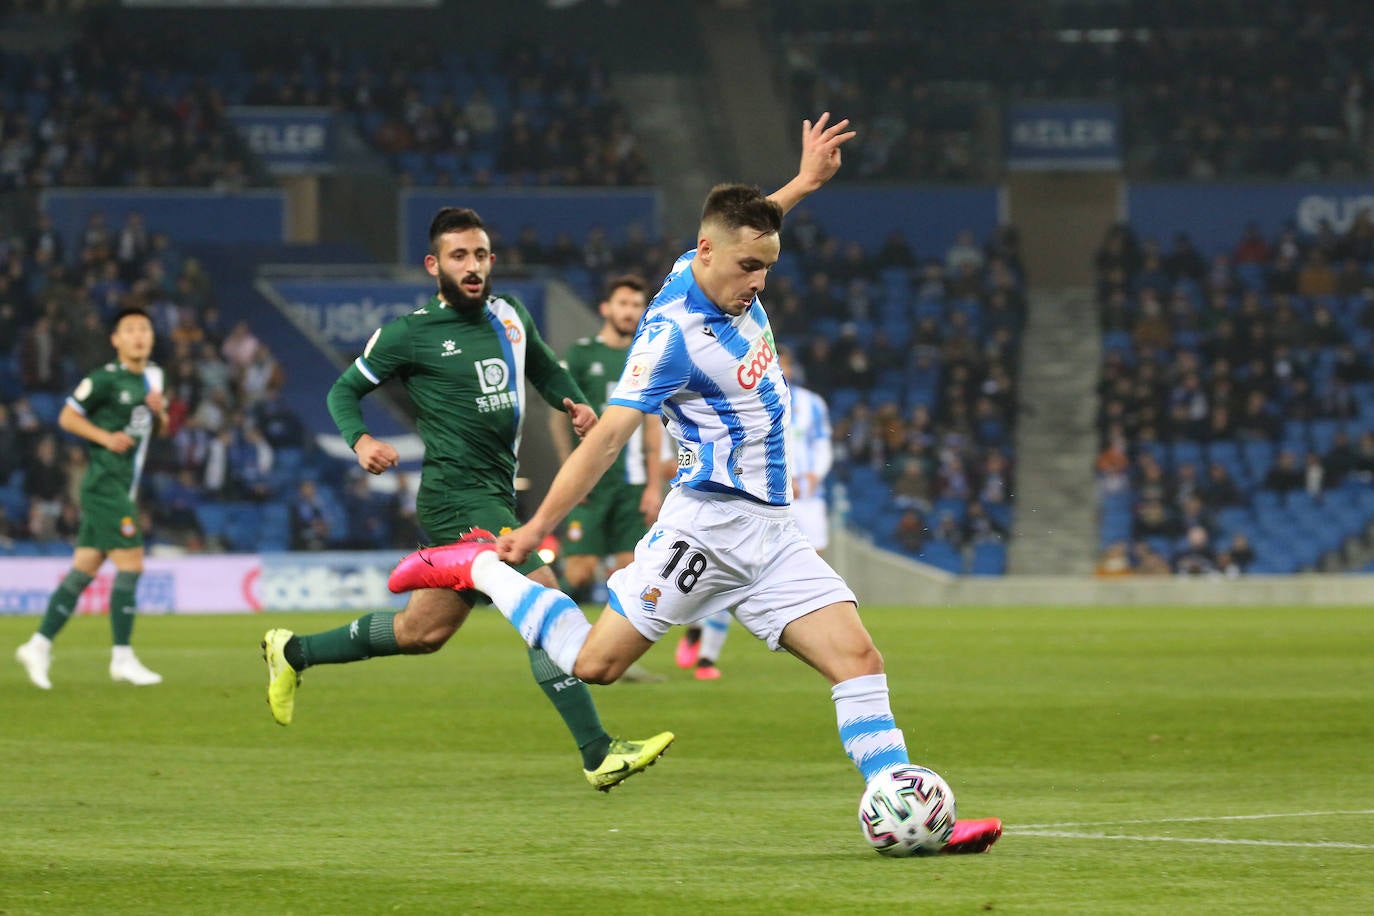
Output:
top-left (567, 520), bottom-right (583, 542)
top-left (120, 516), bottom-right (136, 538)
top-left (640, 586), bottom-right (661, 615)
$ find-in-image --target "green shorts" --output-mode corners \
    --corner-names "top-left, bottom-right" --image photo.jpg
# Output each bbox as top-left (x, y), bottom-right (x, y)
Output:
top-left (76, 491), bottom-right (143, 551)
top-left (417, 492), bottom-right (546, 578)
top-left (563, 483), bottom-right (647, 557)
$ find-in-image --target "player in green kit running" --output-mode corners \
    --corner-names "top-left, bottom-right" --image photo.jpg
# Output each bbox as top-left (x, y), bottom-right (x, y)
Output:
top-left (260, 207), bottom-right (672, 790)
top-left (15, 307), bottom-right (167, 689)
top-left (551, 275), bottom-right (664, 604)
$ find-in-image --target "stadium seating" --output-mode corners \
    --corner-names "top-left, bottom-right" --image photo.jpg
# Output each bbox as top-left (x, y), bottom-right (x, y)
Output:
top-left (1095, 219), bottom-right (1374, 574)
top-left (771, 0), bottom-right (1373, 180)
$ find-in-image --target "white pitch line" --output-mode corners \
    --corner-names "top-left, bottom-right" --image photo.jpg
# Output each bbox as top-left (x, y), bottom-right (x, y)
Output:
top-left (1010, 830), bottom-right (1374, 850)
top-left (1012, 810), bottom-right (1374, 830)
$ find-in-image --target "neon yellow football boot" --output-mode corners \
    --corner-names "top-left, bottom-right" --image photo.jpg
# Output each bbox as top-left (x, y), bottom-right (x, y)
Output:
top-left (261, 628), bottom-right (301, 726)
top-left (585, 732), bottom-right (675, 791)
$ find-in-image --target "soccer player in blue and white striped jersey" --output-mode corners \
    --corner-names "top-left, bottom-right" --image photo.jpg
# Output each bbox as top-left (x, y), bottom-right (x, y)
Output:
top-left (389, 115), bottom-right (1000, 851)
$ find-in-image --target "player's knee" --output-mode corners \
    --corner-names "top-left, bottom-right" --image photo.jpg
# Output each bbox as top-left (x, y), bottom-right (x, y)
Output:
top-left (572, 656), bottom-right (622, 685)
top-left (856, 643), bottom-right (885, 675)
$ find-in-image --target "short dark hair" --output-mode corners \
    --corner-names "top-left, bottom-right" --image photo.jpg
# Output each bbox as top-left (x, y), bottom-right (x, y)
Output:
top-left (604, 274), bottom-right (646, 301)
top-left (428, 207), bottom-right (486, 252)
top-left (700, 184), bottom-right (783, 237)
top-left (110, 306), bottom-right (151, 333)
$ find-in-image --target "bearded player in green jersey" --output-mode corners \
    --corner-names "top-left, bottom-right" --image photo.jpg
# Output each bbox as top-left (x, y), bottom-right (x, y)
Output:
top-left (550, 275), bottom-right (665, 604)
top-left (15, 307), bottom-right (167, 689)
top-left (260, 207), bottom-right (672, 790)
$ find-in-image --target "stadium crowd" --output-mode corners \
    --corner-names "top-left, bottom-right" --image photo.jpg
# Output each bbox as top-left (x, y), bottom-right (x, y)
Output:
top-left (0, 209), bottom-right (430, 555)
top-left (1094, 215), bottom-right (1374, 575)
top-left (775, 0), bottom-right (1374, 180)
top-left (0, 21), bottom-right (650, 191)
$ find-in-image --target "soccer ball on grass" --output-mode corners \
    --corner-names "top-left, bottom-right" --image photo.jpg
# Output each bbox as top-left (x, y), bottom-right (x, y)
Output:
top-left (858, 765), bottom-right (956, 857)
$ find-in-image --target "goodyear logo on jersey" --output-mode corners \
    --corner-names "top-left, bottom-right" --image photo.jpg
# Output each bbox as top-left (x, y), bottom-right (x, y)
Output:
top-left (474, 358), bottom-right (515, 413)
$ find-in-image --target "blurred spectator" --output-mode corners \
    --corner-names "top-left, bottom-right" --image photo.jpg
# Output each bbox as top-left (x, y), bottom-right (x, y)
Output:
top-left (290, 480), bottom-right (330, 551)
top-left (1095, 541), bottom-right (1132, 577)
top-left (1173, 526), bottom-right (1217, 576)
top-left (1264, 450), bottom-right (1304, 493)
top-left (1303, 452), bottom-right (1325, 500)
top-left (893, 509), bottom-right (927, 555)
top-left (17, 315), bottom-right (63, 391)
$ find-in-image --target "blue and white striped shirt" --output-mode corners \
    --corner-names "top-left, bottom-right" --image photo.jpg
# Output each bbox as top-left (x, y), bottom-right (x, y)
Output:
top-left (609, 250), bottom-right (792, 506)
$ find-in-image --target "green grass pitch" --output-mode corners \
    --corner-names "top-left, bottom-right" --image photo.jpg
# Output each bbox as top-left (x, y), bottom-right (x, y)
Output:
top-left (3, 605), bottom-right (1372, 914)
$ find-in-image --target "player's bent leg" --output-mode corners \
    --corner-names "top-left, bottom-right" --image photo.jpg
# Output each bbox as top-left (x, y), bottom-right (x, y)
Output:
top-left (522, 565), bottom-right (617, 770)
top-left (262, 589), bottom-right (468, 725)
top-left (777, 601), bottom-right (883, 685)
top-left (779, 602), bottom-right (912, 782)
top-left (570, 609), bottom-right (656, 685)
top-left (391, 588), bottom-right (472, 653)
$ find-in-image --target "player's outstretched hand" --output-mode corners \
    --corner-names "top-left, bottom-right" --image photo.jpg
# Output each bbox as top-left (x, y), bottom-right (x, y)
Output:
top-left (564, 399), bottom-right (598, 438)
top-left (497, 524), bottom-right (542, 565)
top-left (797, 112), bottom-right (856, 189)
top-left (354, 433), bottom-right (400, 475)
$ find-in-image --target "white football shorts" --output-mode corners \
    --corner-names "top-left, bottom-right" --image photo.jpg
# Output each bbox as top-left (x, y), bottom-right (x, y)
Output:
top-left (605, 487), bottom-right (856, 650)
top-left (791, 496), bottom-right (829, 550)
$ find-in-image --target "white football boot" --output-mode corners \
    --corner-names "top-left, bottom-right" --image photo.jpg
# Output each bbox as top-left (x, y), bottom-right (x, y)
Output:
top-left (110, 648), bottom-right (162, 686)
top-left (15, 638), bottom-right (53, 690)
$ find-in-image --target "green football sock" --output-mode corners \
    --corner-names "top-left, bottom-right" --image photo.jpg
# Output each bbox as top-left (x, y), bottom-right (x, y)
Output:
top-left (109, 571), bottom-right (140, 646)
top-left (529, 648), bottom-right (611, 769)
top-left (37, 569), bottom-right (93, 640)
top-left (287, 612), bottom-right (400, 671)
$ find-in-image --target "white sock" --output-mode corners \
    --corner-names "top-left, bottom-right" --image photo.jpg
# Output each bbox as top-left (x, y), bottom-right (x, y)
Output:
top-left (111, 645), bottom-right (135, 663)
top-left (832, 673), bottom-right (910, 782)
top-left (470, 551), bottom-right (592, 674)
top-left (698, 610), bottom-right (730, 664)
top-left (27, 633), bottom-right (52, 651)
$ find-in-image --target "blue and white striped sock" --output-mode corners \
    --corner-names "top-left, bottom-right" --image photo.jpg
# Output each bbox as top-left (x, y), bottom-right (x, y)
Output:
top-left (470, 552), bottom-right (590, 674)
top-left (832, 673), bottom-right (910, 782)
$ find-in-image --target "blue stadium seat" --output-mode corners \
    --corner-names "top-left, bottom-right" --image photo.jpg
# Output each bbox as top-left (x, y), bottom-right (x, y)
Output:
top-left (984, 502), bottom-right (1012, 530)
top-left (194, 504), bottom-right (230, 539)
top-left (932, 498), bottom-right (967, 523)
top-left (915, 541), bottom-right (963, 574)
top-left (1241, 440), bottom-right (1276, 476)
top-left (1235, 263), bottom-right (1267, 292)
top-left (1171, 440), bottom-right (1204, 469)
top-left (969, 542), bottom-right (1007, 576)
top-left (26, 392), bottom-right (63, 423)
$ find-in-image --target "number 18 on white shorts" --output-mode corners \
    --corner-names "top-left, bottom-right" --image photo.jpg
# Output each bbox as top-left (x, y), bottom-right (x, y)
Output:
top-left (605, 487), bottom-right (857, 649)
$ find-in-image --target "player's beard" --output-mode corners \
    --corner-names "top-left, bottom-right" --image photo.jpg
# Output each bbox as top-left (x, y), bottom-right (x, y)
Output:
top-left (438, 270), bottom-right (490, 312)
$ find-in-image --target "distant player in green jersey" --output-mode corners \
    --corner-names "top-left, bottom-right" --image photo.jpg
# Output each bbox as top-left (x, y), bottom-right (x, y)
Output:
top-left (260, 207), bottom-right (672, 790)
top-left (550, 275), bottom-right (665, 604)
top-left (15, 306), bottom-right (167, 689)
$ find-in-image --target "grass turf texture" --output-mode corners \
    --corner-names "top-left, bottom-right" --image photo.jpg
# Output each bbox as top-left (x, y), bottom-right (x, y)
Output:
top-left (2, 606), bottom-right (1372, 915)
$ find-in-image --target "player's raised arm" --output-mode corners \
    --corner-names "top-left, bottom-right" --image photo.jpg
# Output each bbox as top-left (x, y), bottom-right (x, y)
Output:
top-left (767, 112), bottom-right (857, 216)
